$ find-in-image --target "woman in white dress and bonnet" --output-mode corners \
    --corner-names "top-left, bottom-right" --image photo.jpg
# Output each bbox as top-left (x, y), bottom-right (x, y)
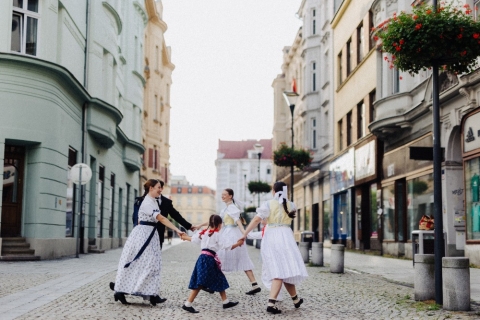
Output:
top-left (241, 182), bottom-right (308, 314)
top-left (112, 179), bottom-right (184, 306)
top-left (217, 188), bottom-right (261, 295)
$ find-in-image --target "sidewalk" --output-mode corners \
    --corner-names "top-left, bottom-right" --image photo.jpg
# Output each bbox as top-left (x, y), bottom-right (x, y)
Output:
top-left (324, 247), bottom-right (480, 302)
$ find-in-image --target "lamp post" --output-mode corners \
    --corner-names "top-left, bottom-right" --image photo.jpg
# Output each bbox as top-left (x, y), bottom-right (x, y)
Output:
top-left (254, 143), bottom-right (264, 206)
top-left (431, 0), bottom-right (444, 305)
top-left (283, 91), bottom-right (299, 202)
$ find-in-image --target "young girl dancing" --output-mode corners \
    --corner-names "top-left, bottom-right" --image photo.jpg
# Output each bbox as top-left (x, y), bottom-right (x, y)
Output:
top-left (180, 214), bottom-right (244, 313)
top-left (241, 182), bottom-right (308, 314)
top-left (218, 188), bottom-right (261, 295)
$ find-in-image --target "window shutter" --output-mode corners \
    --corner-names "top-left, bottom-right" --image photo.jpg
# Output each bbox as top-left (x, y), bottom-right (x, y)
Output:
top-left (155, 150), bottom-right (159, 171)
top-left (148, 148), bottom-right (153, 168)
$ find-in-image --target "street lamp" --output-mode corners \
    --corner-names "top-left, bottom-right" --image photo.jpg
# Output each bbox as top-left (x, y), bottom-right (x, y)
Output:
top-left (254, 143), bottom-right (264, 206)
top-left (283, 91), bottom-right (299, 202)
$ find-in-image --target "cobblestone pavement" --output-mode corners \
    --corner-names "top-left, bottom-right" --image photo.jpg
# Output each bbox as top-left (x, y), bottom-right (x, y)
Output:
top-left (2, 241), bottom-right (480, 319)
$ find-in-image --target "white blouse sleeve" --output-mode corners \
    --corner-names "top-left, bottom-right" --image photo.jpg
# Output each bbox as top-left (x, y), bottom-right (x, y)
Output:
top-left (289, 201), bottom-right (297, 212)
top-left (191, 231), bottom-right (202, 245)
top-left (142, 199), bottom-right (161, 219)
top-left (256, 201), bottom-right (270, 220)
top-left (226, 204), bottom-right (241, 223)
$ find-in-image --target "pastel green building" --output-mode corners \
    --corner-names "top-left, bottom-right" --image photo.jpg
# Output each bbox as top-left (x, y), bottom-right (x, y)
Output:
top-left (0, 0), bottom-right (147, 259)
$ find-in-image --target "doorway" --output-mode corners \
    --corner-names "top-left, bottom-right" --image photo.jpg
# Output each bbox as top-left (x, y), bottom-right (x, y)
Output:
top-left (2, 145), bottom-right (25, 237)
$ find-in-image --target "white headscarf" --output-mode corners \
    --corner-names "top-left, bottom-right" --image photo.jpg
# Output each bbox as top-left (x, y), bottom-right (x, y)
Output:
top-left (274, 185), bottom-right (288, 204)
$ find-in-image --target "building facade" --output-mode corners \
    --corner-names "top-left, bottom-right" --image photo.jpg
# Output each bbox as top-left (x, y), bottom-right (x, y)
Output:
top-left (141, 0), bottom-right (174, 194)
top-left (215, 139), bottom-right (273, 213)
top-left (272, 0), bottom-right (335, 243)
top-left (370, 0), bottom-right (480, 262)
top-left (0, 0), bottom-right (146, 259)
top-left (170, 176), bottom-right (216, 228)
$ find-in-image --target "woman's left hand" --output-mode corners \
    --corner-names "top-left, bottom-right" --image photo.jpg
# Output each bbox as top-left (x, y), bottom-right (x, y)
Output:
top-left (176, 230), bottom-right (185, 237)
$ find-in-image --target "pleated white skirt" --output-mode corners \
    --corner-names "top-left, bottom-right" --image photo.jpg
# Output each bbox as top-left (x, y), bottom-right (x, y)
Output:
top-left (260, 226), bottom-right (308, 289)
top-left (217, 226), bottom-right (254, 272)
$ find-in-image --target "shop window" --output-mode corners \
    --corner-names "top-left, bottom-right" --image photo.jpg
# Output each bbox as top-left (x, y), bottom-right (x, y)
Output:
top-left (323, 199), bottom-right (331, 242)
top-left (97, 165), bottom-right (105, 238)
top-left (382, 184), bottom-right (396, 240)
top-left (466, 157), bottom-right (480, 240)
top-left (370, 184), bottom-right (379, 238)
top-left (395, 179), bottom-right (407, 242)
top-left (407, 173), bottom-right (434, 240)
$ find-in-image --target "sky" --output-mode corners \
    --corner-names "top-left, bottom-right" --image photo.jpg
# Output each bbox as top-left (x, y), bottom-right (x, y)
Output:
top-left (162, 0), bottom-right (302, 190)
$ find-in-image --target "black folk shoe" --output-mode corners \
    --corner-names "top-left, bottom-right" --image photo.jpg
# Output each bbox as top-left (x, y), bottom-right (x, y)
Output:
top-left (182, 305), bottom-right (199, 313)
top-left (266, 306), bottom-right (282, 314)
top-left (114, 292), bottom-right (130, 305)
top-left (294, 298), bottom-right (304, 309)
top-left (223, 301), bottom-right (239, 309)
top-left (246, 287), bottom-right (261, 295)
top-left (155, 296), bottom-right (167, 303)
top-left (109, 282), bottom-right (115, 291)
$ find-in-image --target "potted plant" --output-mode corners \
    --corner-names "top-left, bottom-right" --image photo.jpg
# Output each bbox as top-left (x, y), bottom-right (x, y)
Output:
top-left (373, 2), bottom-right (480, 74)
top-left (273, 143), bottom-right (313, 170)
top-left (248, 181), bottom-right (272, 194)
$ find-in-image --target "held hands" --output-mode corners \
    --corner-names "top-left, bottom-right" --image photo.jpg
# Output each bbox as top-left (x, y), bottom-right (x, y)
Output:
top-left (176, 230), bottom-right (185, 238)
top-left (190, 225), bottom-right (198, 232)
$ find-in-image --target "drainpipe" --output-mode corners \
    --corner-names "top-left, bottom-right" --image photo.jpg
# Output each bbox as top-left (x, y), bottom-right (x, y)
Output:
top-left (78, 0), bottom-right (91, 255)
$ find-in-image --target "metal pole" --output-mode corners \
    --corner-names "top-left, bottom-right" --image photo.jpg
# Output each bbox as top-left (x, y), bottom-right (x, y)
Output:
top-left (76, 167), bottom-right (82, 258)
top-left (432, 0), bottom-right (444, 302)
top-left (432, 59), bottom-right (444, 305)
top-left (291, 111), bottom-right (294, 201)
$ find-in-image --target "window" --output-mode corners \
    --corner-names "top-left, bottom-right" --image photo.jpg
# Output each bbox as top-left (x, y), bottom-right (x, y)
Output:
top-left (153, 95), bottom-right (158, 120)
top-left (407, 174), bottom-right (433, 240)
top-left (312, 118), bottom-right (317, 149)
top-left (369, 10), bottom-right (375, 50)
top-left (198, 197), bottom-right (202, 206)
top-left (338, 52), bottom-right (343, 84)
top-left (66, 147), bottom-right (77, 237)
top-left (109, 173), bottom-right (115, 238)
top-left (312, 9), bottom-right (316, 35)
top-left (475, 0), bottom-right (480, 21)
top-left (97, 165), bottom-right (105, 237)
top-left (188, 187), bottom-right (192, 194)
top-left (177, 187), bottom-right (182, 193)
top-left (11, 0), bottom-right (39, 55)
top-left (338, 119), bottom-right (343, 151)
top-left (312, 62), bottom-right (317, 92)
top-left (357, 23), bottom-right (364, 63)
top-left (369, 90), bottom-right (376, 123)
top-left (198, 187), bottom-right (203, 193)
top-left (125, 184), bottom-right (130, 237)
top-left (346, 39), bottom-right (352, 75)
top-left (266, 167), bottom-right (271, 175)
top-left (393, 68), bottom-right (400, 94)
top-left (357, 101), bottom-right (365, 139)
top-left (346, 111), bottom-right (352, 146)
top-left (155, 45), bottom-right (159, 70)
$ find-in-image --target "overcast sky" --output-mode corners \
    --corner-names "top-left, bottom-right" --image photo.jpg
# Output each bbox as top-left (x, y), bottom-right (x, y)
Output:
top-left (162, 0), bottom-right (302, 189)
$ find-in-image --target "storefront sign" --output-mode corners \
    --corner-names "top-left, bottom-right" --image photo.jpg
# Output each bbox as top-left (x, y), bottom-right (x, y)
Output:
top-left (464, 112), bottom-right (480, 153)
top-left (355, 140), bottom-right (375, 181)
top-left (329, 148), bottom-right (354, 194)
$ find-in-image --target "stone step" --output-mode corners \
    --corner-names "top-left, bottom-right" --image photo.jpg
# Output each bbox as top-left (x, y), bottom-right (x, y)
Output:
top-left (2, 247), bottom-right (35, 255)
top-left (88, 245), bottom-right (105, 254)
top-left (2, 242), bottom-right (30, 248)
top-left (2, 237), bottom-right (27, 242)
top-left (0, 255), bottom-right (41, 261)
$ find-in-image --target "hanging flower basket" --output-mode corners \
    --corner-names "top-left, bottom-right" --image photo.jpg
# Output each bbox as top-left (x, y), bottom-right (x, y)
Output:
top-left (373, 2), bottom-right (480, 74)
top-left (273, 143), bottom-right (313, 170)
top-left (248, 181), bottom-right (272, 194)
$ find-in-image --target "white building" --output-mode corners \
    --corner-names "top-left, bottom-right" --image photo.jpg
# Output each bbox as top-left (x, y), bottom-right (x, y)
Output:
top-left (215, 139), bottom-right (273, 213)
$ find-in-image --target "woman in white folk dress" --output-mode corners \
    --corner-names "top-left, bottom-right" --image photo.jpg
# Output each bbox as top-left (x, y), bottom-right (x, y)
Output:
top-left (217, 188), bottom-right (261, 295)
top-left (112, 179), bottom-right (184, 306)
top-left (241, 181), bottom-right (308, 314)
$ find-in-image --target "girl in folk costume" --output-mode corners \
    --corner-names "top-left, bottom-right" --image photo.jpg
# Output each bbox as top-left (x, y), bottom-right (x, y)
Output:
top-left (180, 215), bottom-right (244, 313)
top-left (112, 179), bottom-right (184, 306)
top-left (241, 182), bottom-right (308, 314)
top-left (218, 188), bottom-right (261, 295)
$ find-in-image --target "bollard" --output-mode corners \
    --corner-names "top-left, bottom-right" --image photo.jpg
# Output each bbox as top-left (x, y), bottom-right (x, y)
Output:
top-left (330, 244), bottom-right (345, 273)
top-left (443, 257), bottom-right (470, 311)
top-left (311, 242), bottom-right (324, 266)
top-left (414, 254), bottom-right (435, 301)
top-left (299, 242), bottom-right (310, 263)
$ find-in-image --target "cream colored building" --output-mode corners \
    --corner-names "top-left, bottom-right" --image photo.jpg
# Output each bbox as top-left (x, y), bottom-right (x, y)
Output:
top-left (331, 0), bottom-right (379, 251)
top-left (170, 176), bottom-right (216, 227)
top-left (142, 0), bottom-right (174, 194)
